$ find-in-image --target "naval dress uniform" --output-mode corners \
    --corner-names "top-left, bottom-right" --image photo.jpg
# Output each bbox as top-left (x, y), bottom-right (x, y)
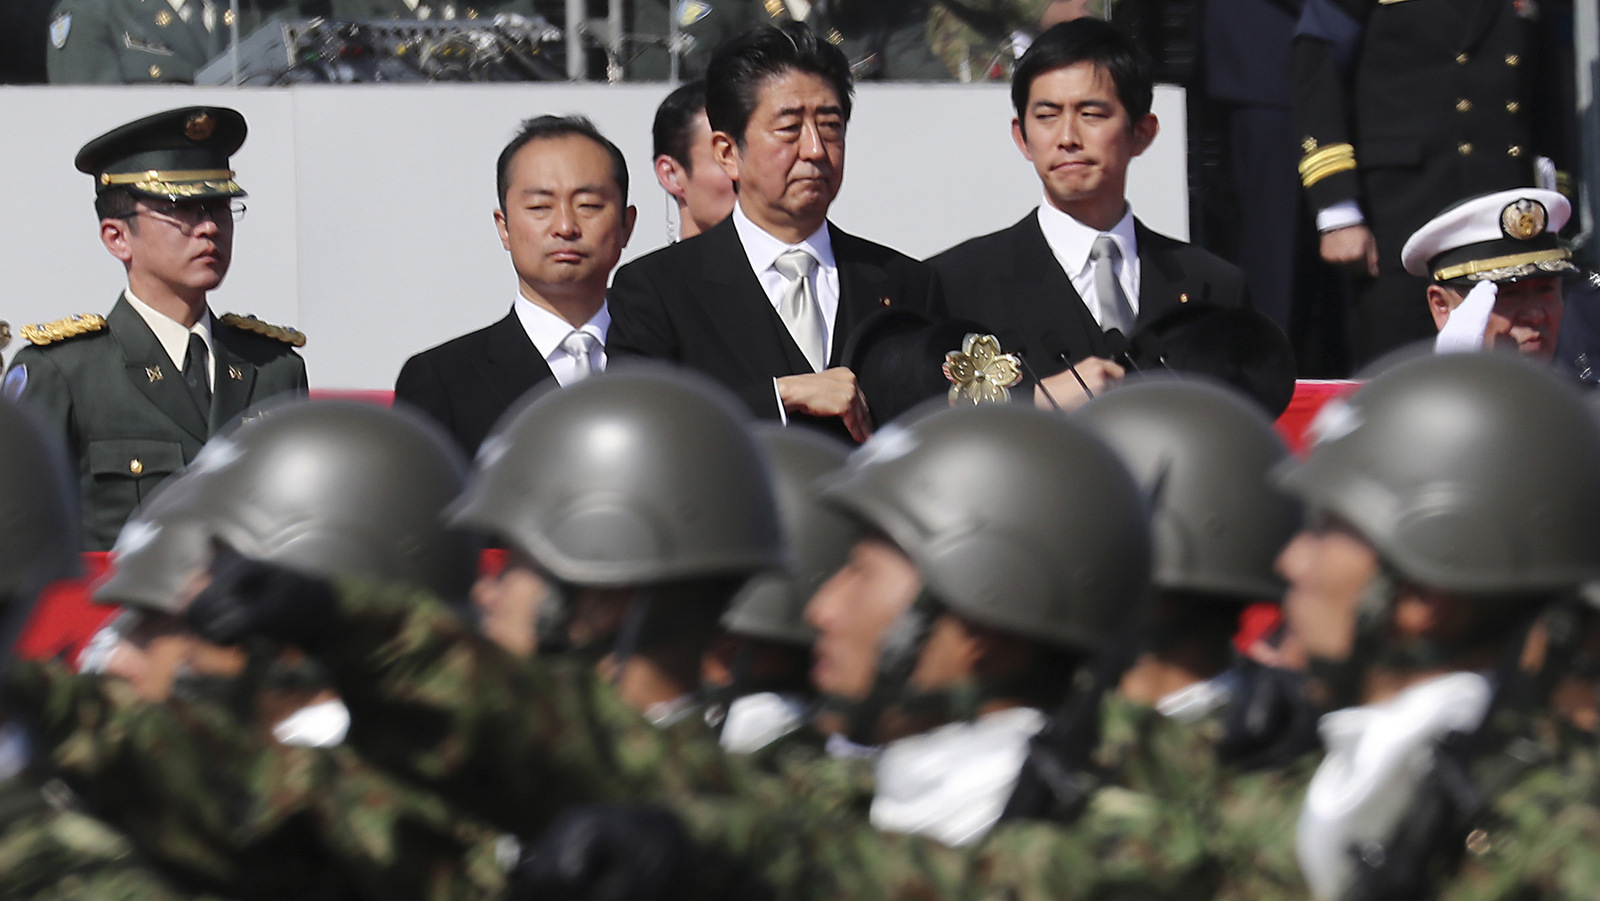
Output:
top-left (1289, 0), bottom-right (1576, 362)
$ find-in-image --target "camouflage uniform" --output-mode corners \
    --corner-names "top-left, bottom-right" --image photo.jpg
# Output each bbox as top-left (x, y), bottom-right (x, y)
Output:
top-left (290, 575), bottom-right (1221, 899)
top-left (0, 766), bottom-right (207, 901)
top-left (926, 0), bottom-right (1052, 81)
top-left (7, 661), bottom-right (506, 901)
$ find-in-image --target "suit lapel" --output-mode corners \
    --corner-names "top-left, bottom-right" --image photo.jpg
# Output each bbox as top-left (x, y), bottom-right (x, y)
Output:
top-left (1135, 221), bottom-right (1194, 328)
top-left (209, 323), bottom-right (258, 433)
top-left (692, 218), bottom-right (812, 377)
top-left (109, 297), bottom-right (208, 442)
top-left (829, 225), bottom-right (891, 367)
top-left (476, 310), bottom-right (554, 408)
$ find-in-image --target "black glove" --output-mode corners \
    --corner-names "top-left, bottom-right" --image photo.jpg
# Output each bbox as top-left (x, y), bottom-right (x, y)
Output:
top-left (511, 805), bottom-right (690, 901)
top-left (185, 547), bottom-right (337, 651)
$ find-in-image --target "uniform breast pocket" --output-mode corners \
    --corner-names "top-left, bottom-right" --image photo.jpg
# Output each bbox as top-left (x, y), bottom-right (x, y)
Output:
top-left (87, 438), bottom-right (187, 512)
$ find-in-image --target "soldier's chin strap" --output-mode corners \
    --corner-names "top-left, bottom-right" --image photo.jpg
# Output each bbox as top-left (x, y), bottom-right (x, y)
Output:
top-left (1307, 565), bottom-right (1400, 711)
top-left (998, 618), bottom-right (1138, 825)
top-left (533, 578), bottom-right (573, 656)
top-left (817, 589), bottom-right (942, 746)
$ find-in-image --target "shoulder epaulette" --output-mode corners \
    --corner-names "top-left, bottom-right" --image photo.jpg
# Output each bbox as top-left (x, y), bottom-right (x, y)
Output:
top-left (21, 313), bottom-right (107, 346)
top-left (220, 313), bottom-right (306, 347)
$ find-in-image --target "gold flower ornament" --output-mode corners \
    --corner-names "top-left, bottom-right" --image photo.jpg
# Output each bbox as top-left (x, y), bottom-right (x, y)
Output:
top-left (942, 334), bottom-right (1023, 405)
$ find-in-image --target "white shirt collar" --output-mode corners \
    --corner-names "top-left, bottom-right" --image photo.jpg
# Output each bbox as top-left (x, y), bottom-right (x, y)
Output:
top-left (513, 294), bottom-right (609, 361)
top-left (1035, 199), bottom-right (1137, 280)
top-left (124, 289), bottom-right (215, 387)
top-left (731, 201), bottom-right (837, 279)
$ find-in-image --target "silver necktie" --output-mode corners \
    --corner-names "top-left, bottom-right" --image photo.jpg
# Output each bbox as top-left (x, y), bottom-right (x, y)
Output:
top-left (1090, 234), bottom-right (1136, 335)
top-left (773, 248), bottom-right (828, 372)
top-left (559, 329), bottom-right (600, 383)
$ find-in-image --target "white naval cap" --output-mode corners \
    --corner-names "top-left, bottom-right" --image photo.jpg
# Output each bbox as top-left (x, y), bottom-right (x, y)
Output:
top-left (1401, 187), bottom-right (1575, 283)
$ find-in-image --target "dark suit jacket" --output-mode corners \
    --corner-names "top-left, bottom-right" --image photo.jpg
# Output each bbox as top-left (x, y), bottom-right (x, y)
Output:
top-left (7, 295), bottom-right (307, 550)
top-left (394, 310), bottom-right (554, 457)
top-left (928, 212), bottom-right (1248, 376)
top-left (607, 216), bottom-right (946, 438)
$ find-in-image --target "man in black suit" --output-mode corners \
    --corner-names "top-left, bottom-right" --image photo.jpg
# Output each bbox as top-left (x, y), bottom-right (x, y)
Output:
top-left (930, 19), bottom-right (1246, 410)
top-left (608, 22), bottom-right (945, 443)
top-left (394, 116), bottom-right (636, 456)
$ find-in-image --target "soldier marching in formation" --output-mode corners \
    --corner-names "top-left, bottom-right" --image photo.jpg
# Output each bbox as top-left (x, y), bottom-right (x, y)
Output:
top-left (8, 12), bottom-right (1600, 901)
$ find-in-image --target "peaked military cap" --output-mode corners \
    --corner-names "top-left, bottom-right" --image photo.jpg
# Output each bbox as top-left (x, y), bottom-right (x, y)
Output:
top-left (1401, 187), bottom-right (1575, 284)
top-left (76, 106), bottom-right (247, 200)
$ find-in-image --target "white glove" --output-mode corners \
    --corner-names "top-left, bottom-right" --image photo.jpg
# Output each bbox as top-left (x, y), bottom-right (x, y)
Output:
top-left (1435, 280), bottom-right (1497, 354)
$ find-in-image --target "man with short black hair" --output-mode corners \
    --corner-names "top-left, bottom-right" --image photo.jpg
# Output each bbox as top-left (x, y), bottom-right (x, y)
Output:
top-left (652, 80), bottom-right (736, 242)
top-left (929, 19), bottom-right (1245, 410)
top-left (608, 22), bottom-right (945, 443)
top-left (395, 114), bottom-right (636, 456)
top-left (5, 105), bottom-right (307, 551)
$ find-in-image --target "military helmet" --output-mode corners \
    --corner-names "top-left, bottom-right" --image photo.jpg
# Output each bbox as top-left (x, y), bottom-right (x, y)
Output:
top-left (1279, 353), bottom-right (1600, 593)
top-left (154, 399), bottom-right (477, 599)
top-left (820, 403), bottom-right (1151, 653)
top-left (1078, 377), bottom-right (1302, 600)
top-left (449, 365), bottom-right (784, 587)
top-left (723, 425), bottom-right (856, 646)
top-left (95, 481), bottom-right (212, 613)
top-left (0, 396), bottom-right (80, 623)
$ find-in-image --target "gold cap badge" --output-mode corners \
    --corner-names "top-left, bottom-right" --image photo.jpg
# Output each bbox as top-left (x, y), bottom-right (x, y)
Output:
top-left (1501, 198), bottom-right (1547, 240)
top-left (186, 112), bottom-right (216, 142)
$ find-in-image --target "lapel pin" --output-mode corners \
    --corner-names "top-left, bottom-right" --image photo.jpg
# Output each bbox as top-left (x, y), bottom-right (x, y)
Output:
top-left (1179, 293), bottom-right (1190, 304)
top-left (880, 296), bottom-right (892, 306)
top-left (228, 365), bottom-right (243, 380)
top-left (146, 366), bottom-right (163, 382)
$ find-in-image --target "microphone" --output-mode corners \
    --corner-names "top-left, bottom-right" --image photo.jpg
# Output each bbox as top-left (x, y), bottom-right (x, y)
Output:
top-left (1041, 330), bottom-right (1095, 405)
top-left (1101, 328), bottom-right (1142, 373)
top-left (997, 331), bottom-right (1062, 414)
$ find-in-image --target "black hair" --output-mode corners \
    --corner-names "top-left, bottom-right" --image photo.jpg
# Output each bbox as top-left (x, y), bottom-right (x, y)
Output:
top-left (704, 22), bottom-right (854, 146)
top-left (496, 115), bottom-right (630, 211)
top-left (94, 187), bottom-right (139, 223)
top-left (1011, 18), bottom-right (1153, 133)
top-left (652, 80), bottom-right (708, 173)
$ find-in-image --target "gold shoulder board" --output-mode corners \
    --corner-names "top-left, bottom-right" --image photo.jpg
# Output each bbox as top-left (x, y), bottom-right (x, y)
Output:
top-left (220, 313), bottom-right (307, 348)
top-left (21, 313), bottom-right (108, 346)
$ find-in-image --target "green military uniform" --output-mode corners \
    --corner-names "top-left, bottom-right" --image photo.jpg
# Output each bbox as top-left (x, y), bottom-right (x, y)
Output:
top-left (926, 0), bottom-right (1052, 81)
top-left (4, 106), bottom-right (307, 550)
top-left (7, 299), bottom-right (307, 550)
top-left (0, 763), bottom-right (209, 901)
top-left (8, 661), bottom-right (507, 901)
top-left (262, 575), bottom-right (1219, 900)
top-left (44, 0), bottom-right (300, 84)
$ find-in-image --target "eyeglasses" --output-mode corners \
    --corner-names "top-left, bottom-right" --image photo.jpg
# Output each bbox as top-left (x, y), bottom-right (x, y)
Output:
top-left (126, 199), bottom-right (247, 234)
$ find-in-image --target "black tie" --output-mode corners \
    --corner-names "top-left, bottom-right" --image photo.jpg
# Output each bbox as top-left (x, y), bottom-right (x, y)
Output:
top-left (183, 332), bottom-right (211, 414)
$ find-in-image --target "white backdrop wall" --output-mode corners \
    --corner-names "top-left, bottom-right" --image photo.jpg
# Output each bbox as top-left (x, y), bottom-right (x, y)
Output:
top-left (0, 83), bottom-right (1187, 389)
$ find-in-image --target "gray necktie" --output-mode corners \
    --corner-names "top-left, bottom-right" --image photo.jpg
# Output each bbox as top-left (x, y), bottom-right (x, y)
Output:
top-left (1090, 234), bottom-right (1136, 335)
top-left (773, 248), bottom-right (828, 372)
top-left (559, 330), bottom-right (600, 383)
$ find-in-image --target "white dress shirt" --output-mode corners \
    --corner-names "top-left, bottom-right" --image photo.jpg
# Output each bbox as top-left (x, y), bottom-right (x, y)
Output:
top-left (124, 289), bottom-right (215, 390)
top-left (1035, 200), bottom-right (1141, 330)
top-left (512, 294), bottom-right (610, 387)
